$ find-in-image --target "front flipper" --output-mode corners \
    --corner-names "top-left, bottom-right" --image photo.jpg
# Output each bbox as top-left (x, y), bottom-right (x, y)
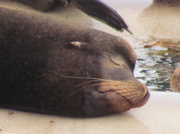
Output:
top-left (72, 0), bottom-right (132, 34)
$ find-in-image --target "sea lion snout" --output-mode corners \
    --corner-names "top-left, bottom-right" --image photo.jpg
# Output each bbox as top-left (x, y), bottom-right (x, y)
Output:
top-left (83, 56), bottom-right (149, 117)
top-left (98, 80), bottom-right (149, 108)
top-left (83, 80), bottom-right (149, 117)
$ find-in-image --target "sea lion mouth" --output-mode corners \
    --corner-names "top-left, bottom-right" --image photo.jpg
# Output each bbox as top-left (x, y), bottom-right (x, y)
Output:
top-left (96, 79), bottom-right (150, 113)
top-left (95, 89), bottom-right (133, 112)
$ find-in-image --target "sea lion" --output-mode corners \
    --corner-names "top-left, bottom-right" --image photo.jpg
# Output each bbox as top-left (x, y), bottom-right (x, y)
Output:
top-left (0, 7), bottom-right (149, 117)
top-left (10, 0), bottom-right (63, 11)
top-left (153, 0), bottom-right (180, 5)
top-left (170, 66), bottom-right (180, 92)
top-left (17, 0), bottom-right (57, 11)
top-left (13, 0), bottom-right (131, 33)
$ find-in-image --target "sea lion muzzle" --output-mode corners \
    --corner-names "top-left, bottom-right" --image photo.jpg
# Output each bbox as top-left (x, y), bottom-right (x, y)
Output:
top-left (81, 55), bottom-right (149, 116)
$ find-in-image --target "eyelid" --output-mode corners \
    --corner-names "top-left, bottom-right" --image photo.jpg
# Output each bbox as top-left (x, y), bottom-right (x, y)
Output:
top-left (108, 55), bottom-right (129, 69)
top-left (104, 54), bottom-right (126, 67)
top-left (109, 57), bottom-right (121, 66)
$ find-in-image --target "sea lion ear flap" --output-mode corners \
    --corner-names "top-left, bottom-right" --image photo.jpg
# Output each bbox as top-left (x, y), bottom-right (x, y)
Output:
top-left (69, 41), bottom-right (98, 55)
top-left (70, 41), bottom-right (88, 49)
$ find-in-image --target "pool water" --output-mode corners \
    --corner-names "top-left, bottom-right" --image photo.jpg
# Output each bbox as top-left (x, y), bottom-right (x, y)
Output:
top-left (129, 37), bottom-right (180, 91)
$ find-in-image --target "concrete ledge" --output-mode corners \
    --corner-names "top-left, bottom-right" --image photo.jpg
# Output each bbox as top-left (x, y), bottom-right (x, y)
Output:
top-left (0, 92), bottom-right (179, 134)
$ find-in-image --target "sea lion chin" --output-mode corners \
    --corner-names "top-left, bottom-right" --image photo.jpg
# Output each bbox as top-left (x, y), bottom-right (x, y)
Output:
top-left (0, 7), bottom-right (149, 117)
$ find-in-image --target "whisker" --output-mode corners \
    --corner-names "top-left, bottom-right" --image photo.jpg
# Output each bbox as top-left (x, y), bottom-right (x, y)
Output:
top-left (53, 71), bottom-right (123, 88)
top-left (61, 83), bottom-right (103, 102)
top-left (52, 71), bottom-right (116, 82)
top-left (116, 91), bottom-right (142, 99)
top-left (61, 81), bottom-right (140, 102)
top-left (69, 83), bottom-right (103, 97)
top-left (69, 81), bottom-right (123, 97)
top-left (75, 79), bottom-right (117, 88)
top-left (76, 79), bottom-right (102, 88)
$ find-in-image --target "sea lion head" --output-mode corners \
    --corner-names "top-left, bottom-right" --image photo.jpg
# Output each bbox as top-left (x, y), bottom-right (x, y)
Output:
top-left (56, 36), bottom-right (150, 117)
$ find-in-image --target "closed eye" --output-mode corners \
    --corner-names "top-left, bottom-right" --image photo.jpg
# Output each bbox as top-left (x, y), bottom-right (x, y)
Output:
top-left (109, 57), bottom-right (121, 66)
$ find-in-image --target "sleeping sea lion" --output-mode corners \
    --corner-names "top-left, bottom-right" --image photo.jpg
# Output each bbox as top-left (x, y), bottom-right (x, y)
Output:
top-left (14, 0), bottom-right (132, 33)
top-left (170, 67), bottom-right (180, 92)
top-left (0, 7), bottom-right (149, 117)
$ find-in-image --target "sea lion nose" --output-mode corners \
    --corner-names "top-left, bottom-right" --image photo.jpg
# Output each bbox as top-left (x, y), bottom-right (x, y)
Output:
top-left (98, 79), bottom-right (150, 112)
top-left (83, 80), bottom-right (149, 116)
top-left (94, 56), bottom-right (150, 113)
top-left (132, 91), bottom-right (150, 108)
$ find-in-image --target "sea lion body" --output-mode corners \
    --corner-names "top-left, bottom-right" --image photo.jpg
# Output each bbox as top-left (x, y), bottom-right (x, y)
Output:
top-left (0, 7), bottom-right (149, 117)
top-left (15, 0), bottom-right (57, 11)
top-left (153, 0), bottom-right (180, 5)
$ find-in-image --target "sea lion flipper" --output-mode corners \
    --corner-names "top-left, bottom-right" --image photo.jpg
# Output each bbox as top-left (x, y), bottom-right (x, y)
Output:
top-left (72, 0), bottom-right (132, 34)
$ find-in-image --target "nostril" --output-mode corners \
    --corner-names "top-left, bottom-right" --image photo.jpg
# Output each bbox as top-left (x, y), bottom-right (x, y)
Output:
top-left (132, 91), bottom-right (150, 108)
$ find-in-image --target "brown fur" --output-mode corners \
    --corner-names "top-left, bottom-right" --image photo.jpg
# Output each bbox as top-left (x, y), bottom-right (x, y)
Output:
top-left (0, 7), bottom-right (149, 117)
top-left (153, 0), bottom-right (180, 5)
top-left (9, 0), bottom-right (57, 11)
top-left (170, 67), bottom-right (180, 92)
